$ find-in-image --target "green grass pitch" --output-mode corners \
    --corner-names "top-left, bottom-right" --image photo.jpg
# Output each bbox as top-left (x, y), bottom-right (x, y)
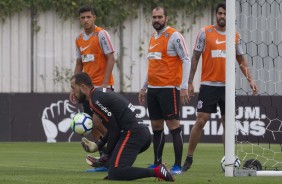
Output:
top-left (0, 142), bottom-right (281, 184)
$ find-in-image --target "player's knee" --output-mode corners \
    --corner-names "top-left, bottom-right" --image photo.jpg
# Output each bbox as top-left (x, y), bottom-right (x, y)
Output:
top-left (108, 167), bottom-right (126, 180)
top-left (165, 119), bottom-right (180, 130)
top-left (153, 129), bottom-right (164, 134)
top-left (170, 127), bottom-right (182, 136)
top-left (151, 120), bottom-right (164, 130)
top-left (195, 118), bottom-right (207, 129)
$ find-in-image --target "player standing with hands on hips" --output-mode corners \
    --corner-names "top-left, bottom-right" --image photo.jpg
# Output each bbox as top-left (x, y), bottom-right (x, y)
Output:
top-left (71, 72), bottom-right (175, 181)
top-left (139, 6), bottom-right (191, 175)
top-left (182, 2), bottom-right (258, 171)
top-left (69, 5), bottom-right (115, 143)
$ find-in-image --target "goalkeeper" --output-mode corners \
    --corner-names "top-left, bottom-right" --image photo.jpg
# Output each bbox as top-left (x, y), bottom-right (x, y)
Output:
top-left (70, 72), bottom-right (175, 181)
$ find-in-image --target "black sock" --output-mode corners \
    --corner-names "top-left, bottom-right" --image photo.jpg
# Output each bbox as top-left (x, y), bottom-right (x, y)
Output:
top-left (171, 127), bottom-right (183, 166)
top-left (186, 154), bottom-right (193, 163)
top-left (153, 129), bottom-right (165, 165)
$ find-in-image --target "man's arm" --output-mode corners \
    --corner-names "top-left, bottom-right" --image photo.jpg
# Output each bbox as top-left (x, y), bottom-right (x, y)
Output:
top-left (74, 58), bottom-right (83, 74)
top-left (188, 50), bottom-right (201, 84)
top-left (74, 39), bottom-right (83, 74)
top-left (172, 32), bottom-right (191, 89)
top-left (187, 50), bottom-right (202, 98)
top-left (139, 76), bottom-right (148, 105)
top-left (187, 28), bottom-right (205, 99)
top-left (104, 126), bottom-right (120, 156)
top-left (171, 32), bottom-right (191, 104)
top-left (236, 54), bottom-right (258, 95)
top-left (69, 58), bottom-right (83, 104)
top-left (101, 52), bottom-right (115, 88)
top-left (99, 30), bottom-right (115, 88)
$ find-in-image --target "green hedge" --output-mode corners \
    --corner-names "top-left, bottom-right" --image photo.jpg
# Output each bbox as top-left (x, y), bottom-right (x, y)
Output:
top-left (0, 0), bottom-right (222, 28)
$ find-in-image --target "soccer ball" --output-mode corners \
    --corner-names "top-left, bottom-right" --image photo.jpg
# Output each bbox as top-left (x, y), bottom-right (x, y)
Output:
top-left (220, 156), bottom-right (241, 172)
top-left (70, 113), bottom-right (93, 136)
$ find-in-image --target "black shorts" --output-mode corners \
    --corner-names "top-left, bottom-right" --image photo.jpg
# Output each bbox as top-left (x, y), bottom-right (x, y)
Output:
top-left (147, 88), bottom-right (180, 120)
top-left (197, 85), bottom-right (225, 115)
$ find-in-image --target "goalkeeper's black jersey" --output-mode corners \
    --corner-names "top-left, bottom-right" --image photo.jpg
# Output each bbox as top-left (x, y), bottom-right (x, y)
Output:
top-left (88, 87), bottom-right (140, 154)
top-left (89, 87), bottom-right (139, 129)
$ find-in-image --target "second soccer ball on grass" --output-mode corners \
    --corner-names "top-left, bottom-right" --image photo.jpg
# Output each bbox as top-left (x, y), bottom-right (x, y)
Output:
top-left (220, 156), bottom-right (241, 172)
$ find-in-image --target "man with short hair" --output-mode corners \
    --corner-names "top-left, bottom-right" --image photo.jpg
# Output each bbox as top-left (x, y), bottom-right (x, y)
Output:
top-left (69, 5), bottom-right (116, 172)
top-left (71, 72), bottom-right (174, 181)
top-left (182, 2), bottom-right (258, 171)
top-left (139, 6), bottom-right (191, 175)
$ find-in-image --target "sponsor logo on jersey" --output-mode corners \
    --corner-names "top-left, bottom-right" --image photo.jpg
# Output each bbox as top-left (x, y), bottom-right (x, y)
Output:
top-left (215, 38), bottom-right (226, 44)
top-left (80, 44), bottom-right (91, 52)
top-left (149, 43), bottom-right (160, 50)
top-left (147, 52), bottom-right (162, 60)
top-left (95, 100), bottom-right (112, 116)
top-left (211, 50), bottom-right (226, 58)
top-left (81, 54), bottom-right (95, 62)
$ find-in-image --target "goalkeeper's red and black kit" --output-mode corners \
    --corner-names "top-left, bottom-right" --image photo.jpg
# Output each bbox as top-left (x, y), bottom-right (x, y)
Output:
top-left (88, 87), bottom-right (153, 180)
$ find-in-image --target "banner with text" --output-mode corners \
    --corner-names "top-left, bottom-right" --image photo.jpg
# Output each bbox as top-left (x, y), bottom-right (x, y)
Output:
top-left (0, 93), bottom-right (281, 143)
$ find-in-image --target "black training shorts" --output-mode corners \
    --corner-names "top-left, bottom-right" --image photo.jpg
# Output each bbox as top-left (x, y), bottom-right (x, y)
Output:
top-left (197, 85), bottom-right (225, 115)
top-left (147, 88), bottom-right (180, 120)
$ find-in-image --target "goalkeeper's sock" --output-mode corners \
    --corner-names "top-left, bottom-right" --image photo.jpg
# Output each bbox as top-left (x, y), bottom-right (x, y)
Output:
top-left (152, 129), bottom-right (165, 164)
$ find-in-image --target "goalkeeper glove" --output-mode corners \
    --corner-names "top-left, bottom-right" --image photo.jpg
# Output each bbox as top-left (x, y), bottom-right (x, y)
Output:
top-left (86, 154), bottom-right (110, 168)
top-left (81, 137), bottom-right (98, 153)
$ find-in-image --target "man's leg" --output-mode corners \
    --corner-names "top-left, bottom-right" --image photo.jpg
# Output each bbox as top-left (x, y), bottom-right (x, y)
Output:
top-left (182, 112), bottom-right (210, 171)
top-left (166, 119), bottom-right (183, 174)
top-left (108, 125), bottom-right (173, 181)
top-left (151, 119), bottom-right (165, 166)
top-left (147, 88), bottom-right (166, 167)
top-left (221, 115), bottom-right (225, 152)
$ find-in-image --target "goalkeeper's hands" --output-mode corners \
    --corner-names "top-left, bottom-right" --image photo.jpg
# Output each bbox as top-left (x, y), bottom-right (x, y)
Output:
top-left (86, 154), bottom-right (110, 168)
top-left (81, 137), bottom-right (98, 153)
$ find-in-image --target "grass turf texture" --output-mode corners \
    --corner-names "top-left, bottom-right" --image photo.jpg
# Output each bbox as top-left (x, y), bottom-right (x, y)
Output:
top-left (0, 143), bottom-right (281, 184)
